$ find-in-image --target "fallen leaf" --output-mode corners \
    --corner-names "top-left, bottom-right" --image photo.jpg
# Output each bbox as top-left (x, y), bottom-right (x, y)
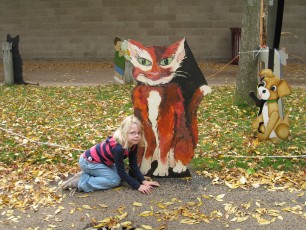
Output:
top-left (215, 194), bottom-right (225, 202)
top-left (133, 202), bottom-right (143, 207)
top-left (82, 205), bottom-right (92, 210)
top-left (139, 211), bottom-right (154, 217)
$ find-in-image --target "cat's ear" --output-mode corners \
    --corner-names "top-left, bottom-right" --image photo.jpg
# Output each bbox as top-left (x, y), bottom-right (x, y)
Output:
top-left (7, 34), bottom-right (11, 41)
top-left (127, 39), bottom-right (152, 67)
top-left (127, 40), bottom-right (145, 58)
top-left (171, 38), bottom-right (185, 63)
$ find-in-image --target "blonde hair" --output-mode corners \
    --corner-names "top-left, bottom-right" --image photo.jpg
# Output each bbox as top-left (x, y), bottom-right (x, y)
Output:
top-left (113, 115), bottom-right (145, 148)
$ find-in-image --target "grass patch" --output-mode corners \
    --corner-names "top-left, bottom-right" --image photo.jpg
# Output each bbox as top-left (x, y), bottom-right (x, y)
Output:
top-left (0, 85), bottom-right (305, 172)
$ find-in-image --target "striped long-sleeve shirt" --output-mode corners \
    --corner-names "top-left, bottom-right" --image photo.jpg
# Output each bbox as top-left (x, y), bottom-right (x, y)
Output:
top-left (83, 136), bottom-right (145, 189)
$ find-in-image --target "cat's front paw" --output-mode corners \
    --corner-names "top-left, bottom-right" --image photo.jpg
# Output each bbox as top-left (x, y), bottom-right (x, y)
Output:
top-left (140, 158), bottom-right (152, 175)
top-left (153, 162), bottom-right (169, 177)
top-left (200, 85), bottom-right (212, 96)
top-left (172, 161), bottom-right (187, 173)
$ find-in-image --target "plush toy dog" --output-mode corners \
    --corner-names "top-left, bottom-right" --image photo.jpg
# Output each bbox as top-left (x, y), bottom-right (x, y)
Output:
top-left (251, 69), bottom-right (291, 140)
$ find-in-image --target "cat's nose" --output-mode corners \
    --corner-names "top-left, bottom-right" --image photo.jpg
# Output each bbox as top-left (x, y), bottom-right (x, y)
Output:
top-left (151, 72), bottom-right (159, 76)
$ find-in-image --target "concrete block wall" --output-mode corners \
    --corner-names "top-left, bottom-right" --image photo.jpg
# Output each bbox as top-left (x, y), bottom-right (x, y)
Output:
top-left (0, 0), bottom-right (305, 61)
top-left (281, 0), bottom-right (306, 61)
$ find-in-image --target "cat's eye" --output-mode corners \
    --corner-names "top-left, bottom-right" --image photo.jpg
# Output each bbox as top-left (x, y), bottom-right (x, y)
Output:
top-left (160, 57), bottom-right (174, 66)
top-left (137, 58), bottom-right (152, 66)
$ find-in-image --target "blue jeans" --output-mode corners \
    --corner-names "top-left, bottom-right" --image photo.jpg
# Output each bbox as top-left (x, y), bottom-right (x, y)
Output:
top-left (78, 156), bottom-right (121, 192)
top-left (115, 65), bottom-right (124, 76)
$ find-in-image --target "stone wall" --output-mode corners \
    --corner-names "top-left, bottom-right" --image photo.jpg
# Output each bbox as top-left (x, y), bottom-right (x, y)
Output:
top-left (0, 0), bottom-right (304, 61)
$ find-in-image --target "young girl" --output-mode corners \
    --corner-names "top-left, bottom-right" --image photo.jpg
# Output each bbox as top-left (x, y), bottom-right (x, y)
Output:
top-left (60, 115), bottom-right (160, 195)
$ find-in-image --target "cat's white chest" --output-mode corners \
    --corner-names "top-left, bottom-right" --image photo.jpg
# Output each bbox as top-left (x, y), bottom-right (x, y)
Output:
top-left (262, 102), bottom-right (277, 138)
top-left (147, 91), bottom-right (161, 156)
top-left (147, 91), bottom-right (161, 123)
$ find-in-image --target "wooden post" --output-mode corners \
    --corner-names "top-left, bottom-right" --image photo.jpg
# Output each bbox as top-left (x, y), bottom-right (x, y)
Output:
top-left (258, 47), bottom-right (287, 119)
top-left (123, 60), bottom-right (135, 84)
top-left (2, 42), bottom-right (14, 84)
top-left (122, 40), bottom-right (135, 84)
top-left (259, 0), bottom-right (264, 47)
top-left (266, 0), bottom-right (285, 119)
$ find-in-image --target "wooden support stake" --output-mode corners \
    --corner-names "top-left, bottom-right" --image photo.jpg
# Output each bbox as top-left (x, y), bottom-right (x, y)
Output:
top-left (2, 42), bottom-right (14, 84)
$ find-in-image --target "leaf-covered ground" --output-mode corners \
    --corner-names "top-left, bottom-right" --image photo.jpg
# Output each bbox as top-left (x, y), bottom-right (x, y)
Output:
top-left (0, 85), bottom-right (305, 227)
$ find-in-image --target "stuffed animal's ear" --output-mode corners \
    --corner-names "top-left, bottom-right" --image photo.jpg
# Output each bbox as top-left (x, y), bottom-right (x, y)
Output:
top-left (259, 69), bottom-right (273, 78)
top-left (278, 80), bottom-right (291, 98)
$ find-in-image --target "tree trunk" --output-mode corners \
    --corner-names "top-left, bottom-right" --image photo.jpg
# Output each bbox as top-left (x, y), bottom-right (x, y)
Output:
top-left (234, 0), bottom-right (261, 107)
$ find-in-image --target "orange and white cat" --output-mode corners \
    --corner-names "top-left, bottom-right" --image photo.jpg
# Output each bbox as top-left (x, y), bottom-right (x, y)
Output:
top-left (128, 38), bottom-right (211, 176)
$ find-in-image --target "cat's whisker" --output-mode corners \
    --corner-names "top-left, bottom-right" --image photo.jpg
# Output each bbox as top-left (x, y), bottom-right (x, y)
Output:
top-left (175, 70), bottom-right (191, 77)
top-left (175, 74), bottom-right (188, 78)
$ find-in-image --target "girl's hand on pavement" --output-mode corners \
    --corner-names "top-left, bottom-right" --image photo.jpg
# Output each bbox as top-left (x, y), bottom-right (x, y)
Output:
top-left (142, 180), bottom-right (160, 187)
top-left (138, 184), bottom-right (153, 195)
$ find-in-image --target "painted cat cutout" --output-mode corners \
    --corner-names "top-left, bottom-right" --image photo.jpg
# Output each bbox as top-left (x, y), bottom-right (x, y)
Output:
top-left (128, 38), bottom-right (211, 177)
top-left (6, 34), bottom-right (38, 85)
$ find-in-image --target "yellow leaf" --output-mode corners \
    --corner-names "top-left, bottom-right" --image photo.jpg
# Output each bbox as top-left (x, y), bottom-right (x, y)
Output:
top-left (117, 212), bottom-right (128, 220)
top-left (287, 146), bottom-right (298, 150)
top-left (297, 192), bottom-right (304, 197)
top-left (139, 211), bottom-right (153, 217)
top-left (133, 202), bottom-right (143, 207)
top-left (77, 194), bottom-right (90, 198)
top-left (94, 217), bottom-right (112, 227)
top-left (274, 202), bottom-right (286, 206)
top-left (236, 216), bottom-right (249, 222)
top-left (142, 224), bottom-right (153, 229)
top-left (187, 202), bottom-right (196, 206)
top-left (242, 201), bottom-right (251, 209)
top-left (225, 181), bottom-right (238, 189)
top-left (117, 206), bottom-right (126, 214)
top-left (180, 219), bottom-right (198, 224)
top-left (54, 208), bottom-right (61, 215)
top-left (164, 202), bottom-right (174, 206)
top-left (256, 208), bottom-right (267, 214)
top-left (215, 194), bottom-right (225, 202)
top-left (258, 218), bottom-right (271, 225)
top-left (82, 205), bottom-right (92, 210)
top-left (267, 209), bottom-right (280, 216)
top-left (202, 194), bottom-right (212, 199)
top-left (171, 198), bottom-right (182, 202)
top-left (121, 221), bottom-right (132, 227)
top-left (99, 204), bottom-right (108, 208)
top-left (282, 207), bottom-right (292, 212)
top-left (197, 197), bottom-right (203, 206)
